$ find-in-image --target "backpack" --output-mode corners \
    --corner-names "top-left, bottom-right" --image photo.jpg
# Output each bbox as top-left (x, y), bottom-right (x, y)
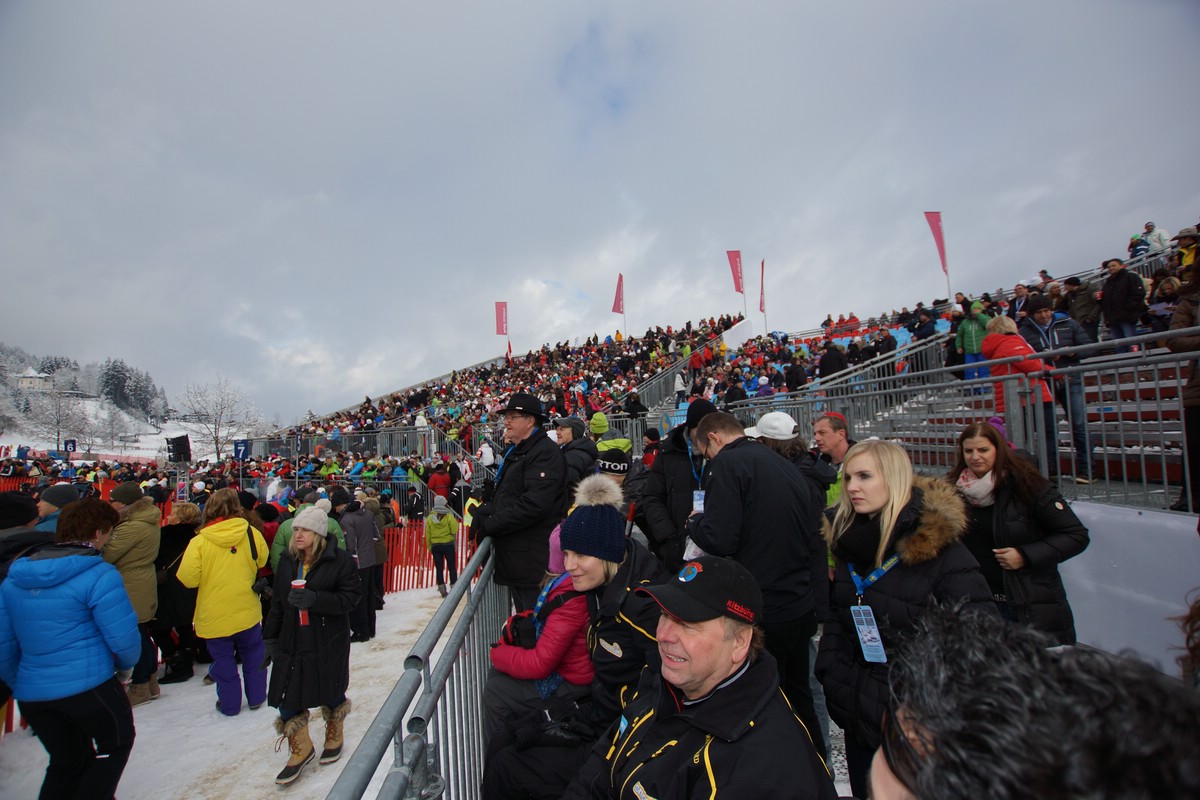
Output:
top-left (498, 583), bottom-right (581, 649)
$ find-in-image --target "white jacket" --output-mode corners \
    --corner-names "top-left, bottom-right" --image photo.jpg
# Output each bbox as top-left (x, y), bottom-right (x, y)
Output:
top-left (1146, 227), bottom-right (1171, 253)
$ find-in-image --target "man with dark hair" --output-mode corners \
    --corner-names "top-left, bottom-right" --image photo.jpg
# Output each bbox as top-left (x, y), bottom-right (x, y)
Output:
top-left (812, 412), bottom-right (856, 507)
top-left (555, 417), bottom-right (598, 505)
top-left (1005, 282), bottom-right (1031, 321)
top-left (563, 556), bottom-right (836, 799)
top-left (871, 604), bottom-right (1200, 799)
top-left (470, 393), bottom-right (566, 612)
top-left (1061, 276), bottom-right (1101, 342)
top-left (640, 398), bottom-right (717, 573)
top-left (1099, 257), bottom-right (1146, 353)
top-left (685, 412), bottom-right (828, 757)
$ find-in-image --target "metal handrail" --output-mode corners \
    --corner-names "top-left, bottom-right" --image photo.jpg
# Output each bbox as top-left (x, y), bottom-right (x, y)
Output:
top-left (326, 539), bottom-right (496, 800)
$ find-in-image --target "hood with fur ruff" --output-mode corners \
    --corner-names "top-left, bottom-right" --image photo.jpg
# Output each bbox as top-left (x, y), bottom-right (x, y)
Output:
top-left (822, 475), bottom-right (966, 566)
top-left (572, 473), bottom-right (623, 509)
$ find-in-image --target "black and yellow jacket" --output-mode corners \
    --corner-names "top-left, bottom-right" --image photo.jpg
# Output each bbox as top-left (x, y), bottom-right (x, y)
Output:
top-left (563, 653), bottom-right (837, 799)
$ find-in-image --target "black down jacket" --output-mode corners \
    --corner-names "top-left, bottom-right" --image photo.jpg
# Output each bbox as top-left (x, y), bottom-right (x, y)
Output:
top-left (265, 543), bottom-right (362, 710)
top-left (472, 428), bottom-right (567, 590)
top-left (634, 423), bottom-right (703, 572)
top-left (815, 478), bottom-right (996, 750)
top-left (970, 478), bottom-right (1089, 645)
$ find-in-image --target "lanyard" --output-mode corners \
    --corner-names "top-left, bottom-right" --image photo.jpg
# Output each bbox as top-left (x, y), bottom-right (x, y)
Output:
top-left (684, 436), bottom-right (702, 486)
top-left (848, 554), bottom-right (899, 602)
top-left (532, 573), bottom-right (571, 636)
top-left (492, 441), bottom-right (519, 483)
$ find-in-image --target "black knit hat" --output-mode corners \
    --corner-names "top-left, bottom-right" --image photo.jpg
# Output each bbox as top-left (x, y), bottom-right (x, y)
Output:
top-left (596, 448), bottom-right (630, 476)
top-left (0, 491), bottom-right (39, 529)
top-left (1024, 294), bottom-right (1052, 315)
top-left (685, 398), bottom-right (718, 430)
top-left (237, 490), bottom-right (257, 511)
top-left (329, 486), bottom-right (352, 507)
top-left (559, 474), bottom-right (626, 563)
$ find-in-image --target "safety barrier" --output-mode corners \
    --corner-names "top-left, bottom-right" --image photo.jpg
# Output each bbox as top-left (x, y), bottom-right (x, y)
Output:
top-left (327, 539), bottom-right (506, 800)
top-left (381, 521), bottom-right (476, 594)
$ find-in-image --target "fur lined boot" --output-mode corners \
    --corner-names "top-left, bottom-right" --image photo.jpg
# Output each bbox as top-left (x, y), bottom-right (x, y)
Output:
top-left (274, 711), bottom-right (315, 785)
top-left (437, 583), bottom-right (448, 598)
top-left (148, 671), bottom-right (160, 699)
top-left (318, 699), bottom-right (352, 764)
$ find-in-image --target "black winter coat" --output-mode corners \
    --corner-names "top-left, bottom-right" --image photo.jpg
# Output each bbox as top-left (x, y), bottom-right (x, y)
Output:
top-left (962, 478), bottom-right (1089, 645)
top-left (472, 428), bottom-right (566, 589)
top-left (1100, 267), bottom-right (1147, 324)
top-left (337, 502), bottom-right (380, 570)
top-left (818, 348), bottom-right (849, 378)
top-left (688, 437), bottom-right (827, 624)
top-left (561, 437), bottom-right (599, 506)
top-left (1019, 314), bottom-right (1094, 367)
top-left (639, 424), bottom-right (704, 572)
top-left (580, 539), bottom-right (664, 731)
top-left (815, 478), bottom-right (996, 750)
top-left (264, 544), bottom-right (362, 710)
top-left (563, 655), bottom-right (836, 800)
top-left (154, 522), bottom-right (198, 628)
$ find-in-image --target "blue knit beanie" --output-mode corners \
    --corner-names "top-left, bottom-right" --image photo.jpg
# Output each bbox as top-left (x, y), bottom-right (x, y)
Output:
top-left (559, 504), bottom-right (625, 563)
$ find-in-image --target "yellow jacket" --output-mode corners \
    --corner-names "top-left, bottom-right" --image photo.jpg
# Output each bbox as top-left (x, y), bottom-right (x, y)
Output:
top-left (178, 516), bottom-right (268, 638)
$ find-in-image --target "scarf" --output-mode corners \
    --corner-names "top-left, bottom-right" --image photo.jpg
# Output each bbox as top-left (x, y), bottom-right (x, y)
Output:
top-left (956, 469), bottom-right (996, 507)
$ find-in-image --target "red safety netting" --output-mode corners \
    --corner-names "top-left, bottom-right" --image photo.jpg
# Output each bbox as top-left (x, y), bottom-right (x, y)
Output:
top-left (381, 521), bottom-right (477, 593)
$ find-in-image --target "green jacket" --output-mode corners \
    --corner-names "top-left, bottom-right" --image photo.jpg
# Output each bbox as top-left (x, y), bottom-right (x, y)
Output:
top-left (104, 498), bottom-right (161, 623)
top-left (268, 504), bottom-right (346, 571)
top-left (955, 309), bottom-right (990, 354)
top-left (424, 512), bottom-right (457, 548)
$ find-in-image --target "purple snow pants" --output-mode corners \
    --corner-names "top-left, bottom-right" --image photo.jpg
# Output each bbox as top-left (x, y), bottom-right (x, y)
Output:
top-left (207, 622), bottom-right (266, 716)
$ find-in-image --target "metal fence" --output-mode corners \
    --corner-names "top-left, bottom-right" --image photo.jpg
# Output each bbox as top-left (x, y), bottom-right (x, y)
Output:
top-left (723, 326), bottom-right (1199, 512)
top-left (327, 539), bottom-right (507, 800)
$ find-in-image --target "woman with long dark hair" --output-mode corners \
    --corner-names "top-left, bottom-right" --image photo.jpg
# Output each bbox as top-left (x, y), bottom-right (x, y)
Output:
top-left (948, 422), bottom-right (1089, 644)
top-left (815, 440), bottom-right (994, 798)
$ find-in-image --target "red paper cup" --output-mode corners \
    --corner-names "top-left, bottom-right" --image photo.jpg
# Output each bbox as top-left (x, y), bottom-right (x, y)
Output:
top-left (292, 579), bottom-right (309, 625)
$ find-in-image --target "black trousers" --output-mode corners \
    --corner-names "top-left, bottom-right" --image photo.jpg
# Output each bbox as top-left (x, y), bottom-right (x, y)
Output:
top-left (763, 612), bottom-right (824, 758)
top-left (349, 567), bottom-right (376, 638)
top-left (481, 740), bottom-right (590, 800)
top-left (20, 676), bottom-right (136, 800)
top-left (1185, 405), bottom-right (1200, 510)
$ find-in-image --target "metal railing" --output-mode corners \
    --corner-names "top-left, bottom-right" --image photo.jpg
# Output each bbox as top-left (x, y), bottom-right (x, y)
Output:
top-left (327, 539), bottom-right (507, 800)
top-left (720, 326), bottom-right (1200, 512)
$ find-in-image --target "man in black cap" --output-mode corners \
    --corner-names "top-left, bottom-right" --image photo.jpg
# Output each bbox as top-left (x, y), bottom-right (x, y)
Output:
top-left (640, 398), bottom-right (717, 573)
top-left (470, 392), bottom-right (566, 611)
top-left (562, 556), bottom-right (836, 799)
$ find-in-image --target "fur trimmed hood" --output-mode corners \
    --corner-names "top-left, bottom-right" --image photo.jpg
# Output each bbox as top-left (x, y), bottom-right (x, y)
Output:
top-left (822, 475), bottom-right (967, 566)
top-left (573, 473), bottom-right (623, 509)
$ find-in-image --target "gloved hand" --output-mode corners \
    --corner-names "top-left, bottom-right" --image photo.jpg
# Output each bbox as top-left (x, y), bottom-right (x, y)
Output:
top-left (287, 587), bottom-right (317, 609)
top-left (259, 639), bottom-right (277, 671)
top-left (512, 716), bottom-right (595, 750)
top-left (470, 505), bottom-right (493, 542)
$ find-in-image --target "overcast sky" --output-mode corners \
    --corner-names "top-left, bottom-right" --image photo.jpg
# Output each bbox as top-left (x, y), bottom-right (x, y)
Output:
top-left (2, 0), bottom-right (1198, 424)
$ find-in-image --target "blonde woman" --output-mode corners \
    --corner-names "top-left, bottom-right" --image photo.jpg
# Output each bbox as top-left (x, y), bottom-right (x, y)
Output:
top-left (262, 505), bottom-right (361, 785)
top-left (177, 488), bottom-right (269, 717)
top-left (814, 440), bottom-right (994, 798)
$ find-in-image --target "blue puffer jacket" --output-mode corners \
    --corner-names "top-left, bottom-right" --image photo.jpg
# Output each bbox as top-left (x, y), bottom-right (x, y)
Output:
top-left (0, 545), bottom-right (141, 701)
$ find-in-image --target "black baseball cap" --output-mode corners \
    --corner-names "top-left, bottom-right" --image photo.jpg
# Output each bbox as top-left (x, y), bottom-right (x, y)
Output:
top-left (636, 556), bottom-right (762, 626)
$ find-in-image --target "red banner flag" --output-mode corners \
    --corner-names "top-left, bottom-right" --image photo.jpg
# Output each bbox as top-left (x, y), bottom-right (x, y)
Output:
top-left (924, 212), bottom-right (948, 276)
top-left (495, 302), bottom-right (508, 336)
top-left (759, 259), bottom-right (766, 313)
top-left (726, 250), bottom-right (744, 294)
top-left (612, 273), bottom-right (624, 314)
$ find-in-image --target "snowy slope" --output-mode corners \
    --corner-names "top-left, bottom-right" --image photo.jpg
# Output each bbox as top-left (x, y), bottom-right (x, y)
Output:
top-left (0, 588), bottom-right (446, 800)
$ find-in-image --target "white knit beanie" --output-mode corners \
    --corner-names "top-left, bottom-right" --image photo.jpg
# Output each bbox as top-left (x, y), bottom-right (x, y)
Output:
top-left (293, 506), bottom-right (328, 538)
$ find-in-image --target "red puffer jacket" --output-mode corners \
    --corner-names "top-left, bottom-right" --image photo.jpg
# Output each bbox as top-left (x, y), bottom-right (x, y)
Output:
top-left (981, 332), bottom-right (1052, 413)
top-left (489, 576), bottom-right (594, 686)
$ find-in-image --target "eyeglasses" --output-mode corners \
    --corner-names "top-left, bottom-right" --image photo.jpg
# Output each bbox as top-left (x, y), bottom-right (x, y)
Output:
top-left (880, 707), bottom-right (922, 795)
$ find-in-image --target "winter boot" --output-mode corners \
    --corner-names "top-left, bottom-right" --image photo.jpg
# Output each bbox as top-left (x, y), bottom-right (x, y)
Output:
top-left (274, 711), bottom-right (315, 785)
top-left (148, 671), bottom-right (161, 699)
top-left (318, 699), bottom-right (352, 764)
top-left (126, 681), bottom-right (152, 708)
top-left (159, 655), bottom-right (194, 685)
top-left (437, 583), bottom-right (448, 598)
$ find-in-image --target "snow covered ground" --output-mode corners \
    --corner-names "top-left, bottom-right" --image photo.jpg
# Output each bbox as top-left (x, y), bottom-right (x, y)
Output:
top-left (0, 587), bottom-right (852, 799)
top-left (0, 587), bottom-right (446, 800)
